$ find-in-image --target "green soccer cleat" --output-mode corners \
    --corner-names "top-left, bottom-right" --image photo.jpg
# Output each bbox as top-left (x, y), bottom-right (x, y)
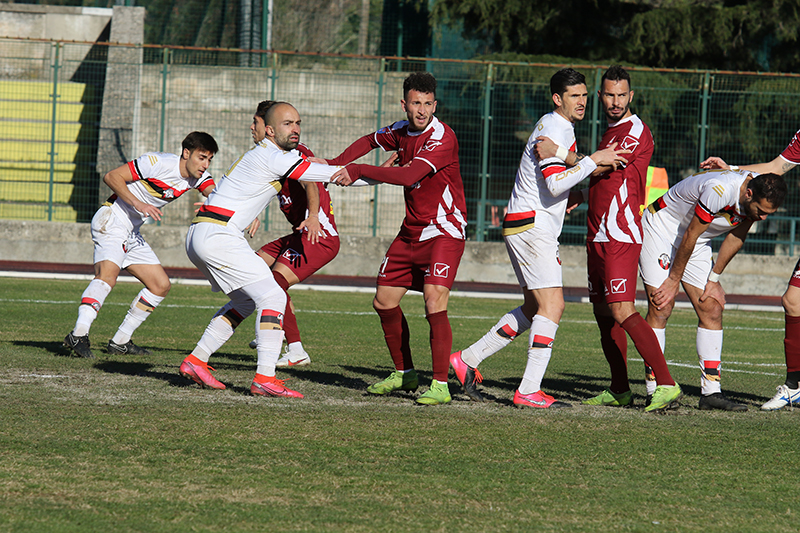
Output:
top-left (581, 388), bottom-right (633, 407)
top-left (367, 369), bottom-right (419, 395)
top-left (416, 380), bottom-right (452, 405)
top-left (644, 384), bottom-right (683, 412)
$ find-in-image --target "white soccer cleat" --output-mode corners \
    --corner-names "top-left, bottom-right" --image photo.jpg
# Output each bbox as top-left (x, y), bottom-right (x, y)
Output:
top-left (761, 384), bottom-right (800, 411)
top-left (276, 345), bottom-right (311, 368)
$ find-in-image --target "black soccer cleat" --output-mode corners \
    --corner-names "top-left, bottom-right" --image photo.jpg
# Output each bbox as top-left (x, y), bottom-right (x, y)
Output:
top-left (450, 351), bottom-right (485, 402)
top-left (106, 339), bottom-right (152, 356)
top-left (698, 392), bottom-right (748, 412)
top-left (63, 332), bottom-right (95, 358)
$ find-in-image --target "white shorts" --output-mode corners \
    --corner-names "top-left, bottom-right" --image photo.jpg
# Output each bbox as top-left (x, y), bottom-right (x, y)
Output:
top-left (91, 206), bottom-right (159, 269)
top-left (639, 209), bottom-right (711, 291)
top-left (186, 222), bottom-right (272, 294)
top-left (504, 227), bottom-right (562, 290)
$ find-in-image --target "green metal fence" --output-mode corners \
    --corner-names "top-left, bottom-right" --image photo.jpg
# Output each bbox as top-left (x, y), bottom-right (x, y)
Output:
top-left (2, 37), bottom-right (800, 253)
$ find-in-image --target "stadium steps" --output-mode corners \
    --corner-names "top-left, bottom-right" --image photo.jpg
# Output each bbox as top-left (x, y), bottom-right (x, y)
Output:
top-left (0, 80), bottom-right (98, 223)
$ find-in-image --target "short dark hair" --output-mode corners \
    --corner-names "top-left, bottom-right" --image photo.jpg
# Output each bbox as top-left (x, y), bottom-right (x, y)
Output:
top-left (601, 65), bottom-right (631, 87)
top-left (403, 72), bottom-right (437, 100)
top-left (182, 131), bottom-right (218, 154)
top-left (748, 173), bottom-right (788, 208)
top-left (550, 68), bottom-right (586, 98)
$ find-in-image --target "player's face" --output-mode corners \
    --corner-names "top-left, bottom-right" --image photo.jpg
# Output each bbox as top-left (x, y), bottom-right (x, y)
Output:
top-left (599, 79), bottom-right (633, 122)
top-left (251, 115), bottom-right (266, 144)
top-left (267, 104), bottom-right (301, 151)
top-left (402, 90), bottom-right (437, 132)
top-left (183, 148), bottom-right (214, 179)
top-left (555, 84), bottom-right (588, 123)
top-left (743, 195), bottom-right (778, 222)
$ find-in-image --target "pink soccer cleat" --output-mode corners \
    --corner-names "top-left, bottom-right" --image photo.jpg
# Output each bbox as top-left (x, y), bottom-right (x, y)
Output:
top-left (250, 376), bottom-right (304, 399)
top-left (513, 389), bottom-right (571, 409)
top-left (179, 357), bottom-right (226, 390)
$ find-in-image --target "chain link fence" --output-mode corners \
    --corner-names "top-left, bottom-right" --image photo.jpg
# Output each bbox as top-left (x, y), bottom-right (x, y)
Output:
top-left (2, 37), bottom-right (800, 253)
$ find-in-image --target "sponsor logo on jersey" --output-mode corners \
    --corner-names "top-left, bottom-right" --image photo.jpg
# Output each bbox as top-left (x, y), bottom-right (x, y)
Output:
top-left (378, 126), bottom-right (391, 135)
top-left (281, 248), bottom-right (302, 265)
top-left (422, 140), bottom-right (443, 152)
top-left (658, 253), bottom-right (671, 270)
top-left (432, 262), bottom-right (450, 278)
top-left (556, 248), bottom-right (561, 266)
top-left (620, 135), bottom-right (640, 152)
top-left (793, 268), bottom-right (800, 279)
top-left (279, 194), bottom-right (292, 208)
top-left (163, 189), bottom-right (174, 199)
top-left (610, 278), bottom-right (627, 294)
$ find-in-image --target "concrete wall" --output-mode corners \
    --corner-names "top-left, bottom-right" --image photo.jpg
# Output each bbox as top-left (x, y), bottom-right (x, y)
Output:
top-left (0, 219), bottom-right (794, 296)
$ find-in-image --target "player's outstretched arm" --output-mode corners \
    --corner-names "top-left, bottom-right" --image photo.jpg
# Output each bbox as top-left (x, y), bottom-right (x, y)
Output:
top-left (701, 155), bottom-right (797, 176)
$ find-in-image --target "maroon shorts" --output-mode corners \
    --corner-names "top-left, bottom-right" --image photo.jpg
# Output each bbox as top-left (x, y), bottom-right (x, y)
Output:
top-left (377, 236), bottom-right (465, 292)
top-left (790, 256), bottom-right (800, 288)
top-left (586, 240), bottom-right (641, 304)
top-left (258, 232), bottom-right (340, 283)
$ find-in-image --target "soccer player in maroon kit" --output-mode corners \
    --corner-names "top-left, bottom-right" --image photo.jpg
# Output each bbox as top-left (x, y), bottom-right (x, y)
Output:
top-left (327, 72), bottom-right (467, 405)
top-left (538, 65), bottom-right (683, 412)
top-left (701, 129), bottom-right (800, 410)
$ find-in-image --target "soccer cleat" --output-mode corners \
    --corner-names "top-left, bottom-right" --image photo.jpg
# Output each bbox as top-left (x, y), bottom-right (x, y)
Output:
top-left (106, 339), bottom-right (151, 356)
top-left (449, 351), bottom-right (485, 402)
top-left (582, 388), bottom-right (633, 407)
top-left (250, 376), bottom-right (303, 398)
top-left (179, 358), bottom-right (226, 390)
top-left (513, 390), bottom-right (572, 409)
top-left (248, 338), bottom-right (257, 349)
top-left (761, 384), bottom-right (800, 411)
top-left (644, 384), bottom-right (683, 412)
top-left (276, 345), bottom-right (311, 368)
top-left (63, 332), bottom-right (95, 358)
top-left (416, 380), bottom-right (452, 405)
top-left (367, 369), bottom-right (419, 395)
top-left (698, 392), bottom-right (748, 411)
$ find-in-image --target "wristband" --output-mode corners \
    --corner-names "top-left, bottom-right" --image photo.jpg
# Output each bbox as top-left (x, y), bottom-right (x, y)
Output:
top-left (708, 271), bottom-right (721, 283)
top-left (729, 165), bottom-right (739, 171)
top-left (556, 146), bottom-right (569, 162)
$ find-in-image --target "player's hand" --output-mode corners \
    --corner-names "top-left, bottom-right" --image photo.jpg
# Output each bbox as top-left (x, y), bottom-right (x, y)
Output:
top-left (650, 277), bottom-right (680, 310)
top-left (592, 142), bottom-right (630, 170)
top-left (331, 167), bottom-right (353, 186)
top-left (308, 157), bottom-right (328, 165)
top-left (193, 201), bottom-right (204, 214)
top-left (298, 215), bottom-right (324, 244)
top-left (380, 152), bottom-right (399, 167)
top-left (700, 156), bottom-right (728, 170)
top-left (136, 201), bottom-right (162, 222)
top-left (245, 218), bottom-right (261, 238)
top-left (565, 190), bottom-right (584, 214)
top-left (699, 280), bottom-right (726, 308)
top-left (532, 136), bottom-right (559, 161)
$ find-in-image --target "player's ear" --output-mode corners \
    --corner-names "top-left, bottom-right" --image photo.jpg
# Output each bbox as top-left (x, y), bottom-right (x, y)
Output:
top-left (181, 148), bottom-right (191, 160)
top-left (552, 92), bottom-right (562, 108)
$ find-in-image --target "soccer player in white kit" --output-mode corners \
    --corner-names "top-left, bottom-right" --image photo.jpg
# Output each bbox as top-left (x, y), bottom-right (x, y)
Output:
top-left (448, 69), bottom-right (628, 407)
top-left (641, 170), bottom-right (786, 410)
top-left (179, 102), bottom-right (348, 398)
top-left (701, 129), bottom-right (800, 410)
top-left (63, 132), bottom-right (218, 358)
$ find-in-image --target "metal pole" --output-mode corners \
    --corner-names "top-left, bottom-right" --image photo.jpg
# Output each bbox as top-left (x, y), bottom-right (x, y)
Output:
top-left (590, 68), bottom-right (601, 151)
top-left (48, 42), bottom-right (61, 222)
top-left (159, 47), bottom-right (169, 152)
top-left (698, 71), bottom-right (711, 165)
top-left (476, 63), bottom-right (494, 242)
top-left (372, 58), bottom-right (386, 237)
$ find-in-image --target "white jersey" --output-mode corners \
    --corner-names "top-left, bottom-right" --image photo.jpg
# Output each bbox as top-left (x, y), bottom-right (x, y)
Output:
top-left (107, 152), bottom-right (214, 232)
top-left (646, 168), bottom-right (751, 247)
top-left (505, 111), bottom-right (596, 237)
top-left (195, 139), bottom-right (341, 234)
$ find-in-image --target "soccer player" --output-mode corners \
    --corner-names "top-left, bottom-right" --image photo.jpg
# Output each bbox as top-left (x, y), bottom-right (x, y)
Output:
top-left (701, 129), bottom-right (800, 410)
top-left (326, 72), bottom-right (467, 405)
top-left (179, 101), bottom-right (348, 398)
top-left (447, 68), bottom-right (628, 408)
top-left (641, 170), bottom-right (786, 411)
top-left (538, 65), bottom-right (682, 412)
top-left (63, 132), bottom-right (219, 359)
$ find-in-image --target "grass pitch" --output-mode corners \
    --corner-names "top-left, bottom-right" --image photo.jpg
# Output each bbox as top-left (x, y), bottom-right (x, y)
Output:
top-left (0, 277), bottom-right (796, 532)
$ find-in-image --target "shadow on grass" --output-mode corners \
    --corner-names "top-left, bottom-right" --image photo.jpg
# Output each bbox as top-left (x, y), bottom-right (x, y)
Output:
top-left (94, 360), bottom-right (188, 386)
top-left (16, 340), bottom-right (82, 357)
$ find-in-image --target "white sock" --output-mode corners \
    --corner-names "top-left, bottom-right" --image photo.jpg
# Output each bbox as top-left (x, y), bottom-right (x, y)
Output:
top-left (191, 303), bottom-right (249, 363)
top-left (518, 316), bottom-right (559, 395)
top-left (461, 306), bottom-right (532, 368)
top-left (645, 328), bottom-right (666, 396)
top-left (256, 329), bottom-right (285, 377)
top-left (73, 279), bottom-right (112, 336)
top-left (111, 288), bottom-right (164, 344)
top-left (697, 327), bottom-right (723, 395)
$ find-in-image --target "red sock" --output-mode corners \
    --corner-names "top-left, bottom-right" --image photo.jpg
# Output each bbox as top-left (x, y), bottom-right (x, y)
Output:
top-left (622, 313), bottom-right (675, 386)
top-left (784, 315), bottom-right (800, 373)
top-left (595, 314), bottom-right (630, 393)
top-left (273, 271), bottom-right (301, 344)
top-left (375, 306), bottom-right (412, 370)
top-left (426, 310), bottom-right (452, 382)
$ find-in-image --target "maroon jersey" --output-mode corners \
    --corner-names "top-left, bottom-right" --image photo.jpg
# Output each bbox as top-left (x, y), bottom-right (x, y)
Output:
top-left (781, 129), bottom-right (800, 164)
top-left (279, 144), bottom-right (337, 237)
top-left (587, 114), bottom-right (654, 244)
top-left (329, 117), bottom-right (467, 242)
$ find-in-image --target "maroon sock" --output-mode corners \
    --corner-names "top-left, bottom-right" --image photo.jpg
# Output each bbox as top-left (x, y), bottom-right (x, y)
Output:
top-left (375, 306), bottom-right (412, 370)
top-left (595, 314), bottom-right (630, 393)
top-left (784, 315), bottom-right (800, 374)
top-left (426, 310), bottom-right (452, 382)
top-left (621, 313), bottom-right (675, 386)
top-left (273, 271), bottom-right (301, 344)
